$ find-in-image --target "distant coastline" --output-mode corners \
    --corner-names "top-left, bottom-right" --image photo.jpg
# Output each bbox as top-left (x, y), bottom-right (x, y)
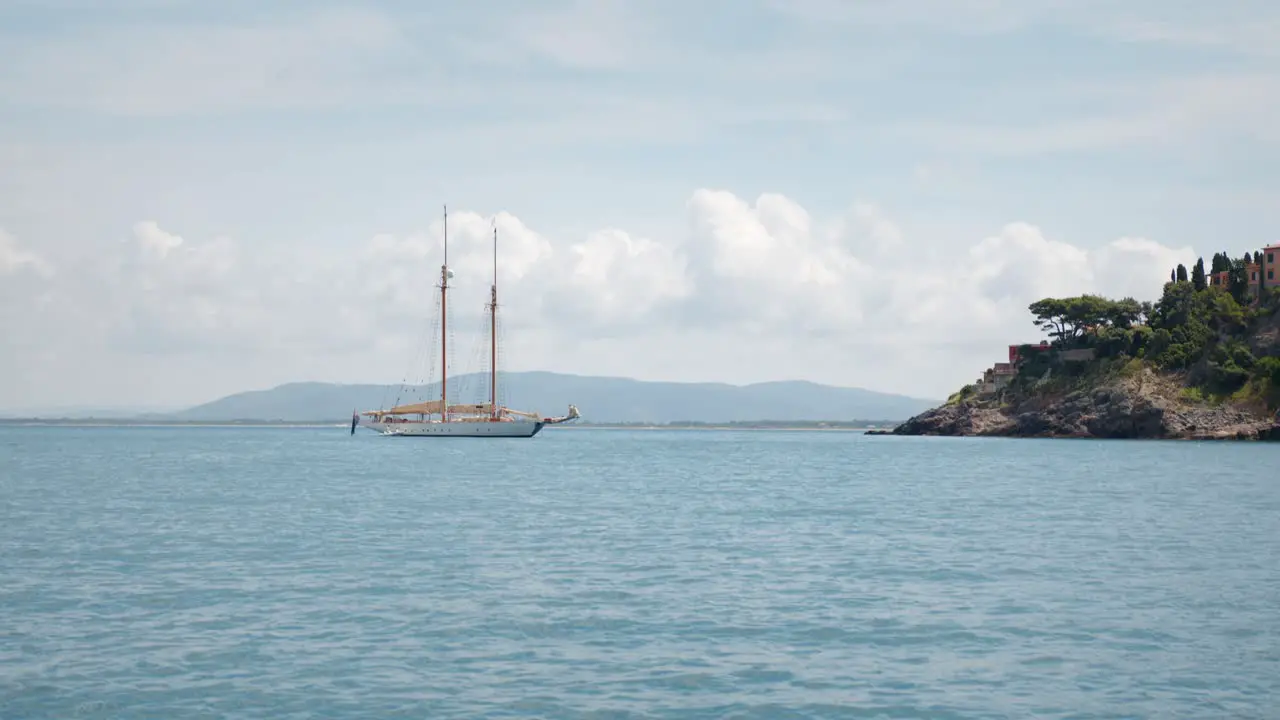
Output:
top-left (0, 417), bottom-right (897, 432)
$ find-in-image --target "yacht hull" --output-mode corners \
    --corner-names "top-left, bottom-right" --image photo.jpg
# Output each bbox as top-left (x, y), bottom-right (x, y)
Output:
top-left (358, 417), bottom-right (544, 437)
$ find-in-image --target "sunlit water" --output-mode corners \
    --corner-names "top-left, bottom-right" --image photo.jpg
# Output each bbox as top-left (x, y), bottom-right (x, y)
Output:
top-left (2, 426), bottom-right (1278, 718)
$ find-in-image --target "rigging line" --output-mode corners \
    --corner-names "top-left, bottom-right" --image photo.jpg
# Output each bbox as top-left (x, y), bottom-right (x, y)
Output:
top-left (410, 309), bottom-right (434, 397)
top-left (482, 310), bottom-right (494, 408)
top-left (413, 287), bottom-right (439, 403)
top-left (398, 287), bottom-right (440, 409)
top-left (495, 304), bottom-right (509, 411)
top-left (463, 323), bottom-right (487, 404)
top-left (453, 304), bottom-right (481, 403)
top-left (472, 315), bottom-right (491, 401)
top-left (460, 320), bottom-right (481, 399)
top-left (478, 311), bottom-right (493, 405)
top-left (421, 288), bottom-right (442, 402)
top-left (445, 290), bottom-right (457, 407)
top-left (386, 291), bottom-right (433, 411)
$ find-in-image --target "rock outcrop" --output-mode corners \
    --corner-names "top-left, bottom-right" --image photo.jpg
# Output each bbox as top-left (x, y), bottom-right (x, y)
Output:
top-left (894, 367), bottom-right (1279, 440)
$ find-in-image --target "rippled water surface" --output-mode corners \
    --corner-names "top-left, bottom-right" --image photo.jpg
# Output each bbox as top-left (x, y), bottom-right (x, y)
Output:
top-left (2, 426), bottom-right (1279, 718)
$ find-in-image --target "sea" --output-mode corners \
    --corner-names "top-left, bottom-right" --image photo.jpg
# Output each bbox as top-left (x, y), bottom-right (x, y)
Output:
top-left (2, 425), bottom-right (1278, 719)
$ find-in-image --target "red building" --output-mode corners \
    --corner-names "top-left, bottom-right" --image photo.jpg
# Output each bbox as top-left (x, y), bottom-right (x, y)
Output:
top-left (1212, 245), bottom-right (1280, 295)
top-left (1263, 244), bottom-right (1279, 288)
top-left (1009, 341), bottom-right (1050, 365)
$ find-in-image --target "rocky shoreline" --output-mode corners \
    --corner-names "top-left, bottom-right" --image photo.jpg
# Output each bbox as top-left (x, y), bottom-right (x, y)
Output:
top-left (882, 368), bottom-right (1280, 441)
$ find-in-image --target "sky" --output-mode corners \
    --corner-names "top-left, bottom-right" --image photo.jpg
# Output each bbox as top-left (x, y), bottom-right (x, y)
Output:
top-left (2, 0), bottom-right (1279, 410)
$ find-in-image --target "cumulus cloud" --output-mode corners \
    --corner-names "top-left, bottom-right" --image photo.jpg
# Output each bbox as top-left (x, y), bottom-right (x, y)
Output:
top-left (557, 228), bottom-right (692, 331)
top-left (1091, 236), bottom-right (1200, 300)
top-left (0, 229), bottom-right (53, 277)
top-left (359, 209), bottom-right (555, 323)
top-left (0, 193), bottom-right (1207, 407)
top-left (968, 222), bottom-right (1093, 303)
top-left (132, 221), bottom-right (185, 258)
top-left (686, 190), bottom-right (873, 333)
top-left (677, 194), bottom-right (1192, 351)
top-left (0, 230), bottom-right (59, 379)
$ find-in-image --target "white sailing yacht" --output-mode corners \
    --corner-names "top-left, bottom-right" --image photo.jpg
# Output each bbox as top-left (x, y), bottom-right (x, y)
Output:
top-left (351, 206), bottom-right (579, 438)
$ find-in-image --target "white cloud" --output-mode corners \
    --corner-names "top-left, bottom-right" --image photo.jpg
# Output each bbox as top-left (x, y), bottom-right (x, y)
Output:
top-left (2, 0), bottom-right (1273, 165)
top-left (893, 71), bottom-right (1280, 155)
top-left (558, 228), bottom-right (693, 330)
top-left (0, 230), bottom-right (60, 395)
top-left (765, 0), bottom-right (1280, 52)
top-left (1091, 236), bottom-right (1199, 300)
top-left (1, 2), bottom-right (1275, 414)
top-left (967, 222), bottom-right (1093, 303)
top-left (132, 221), bottom-right (185, 258)
top-left (1086, 6), bottom-right (1280, 58)
top-left (685, 190), bottom-right (874, 333)
top-left (501, 0), bottom-right (654, 71)
top-left (1, 190), bottom-right (1212, 410)
top-left (762, 0), bottom-right (1076, 33)
top-left (0, 229), bottom-right (53, 277)
top-left (0, 7), bottom-right (418, 115)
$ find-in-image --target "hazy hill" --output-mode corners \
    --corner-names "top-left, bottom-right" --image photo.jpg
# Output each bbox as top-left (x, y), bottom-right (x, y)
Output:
top-left (0, 404), bottom-right (181, 419)
top-left (161, 371), bottom-right (939, 424)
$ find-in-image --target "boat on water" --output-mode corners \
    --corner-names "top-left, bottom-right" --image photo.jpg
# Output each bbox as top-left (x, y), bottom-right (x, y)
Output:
top-left (351, 206), bottom-right (580, 438)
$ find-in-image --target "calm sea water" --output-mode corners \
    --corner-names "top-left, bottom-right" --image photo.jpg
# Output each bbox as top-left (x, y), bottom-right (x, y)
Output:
top-left (2, 426), bottom-right (1278, 718)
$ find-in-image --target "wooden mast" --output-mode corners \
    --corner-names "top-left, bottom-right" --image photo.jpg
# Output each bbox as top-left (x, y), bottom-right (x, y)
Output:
top-left (440, 205), bottom-right (449, 423)
top-left (489, 221), bottom-right (498, 419)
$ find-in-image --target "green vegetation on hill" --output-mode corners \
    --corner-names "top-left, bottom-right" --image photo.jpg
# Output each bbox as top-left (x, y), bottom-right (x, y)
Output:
top-left (1008, 256), bottom-right (1280, 411)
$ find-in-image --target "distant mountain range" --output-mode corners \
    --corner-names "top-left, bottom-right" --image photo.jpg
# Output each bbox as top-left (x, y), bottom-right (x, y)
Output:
top-left (140, 372), bottom-right (938, 424)
top-left (0, 404), bottom-right (181, 419)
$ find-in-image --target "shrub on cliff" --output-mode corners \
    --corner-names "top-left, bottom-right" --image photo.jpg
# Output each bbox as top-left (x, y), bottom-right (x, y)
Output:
top-left (1145, 282), bottom-right (1221, 369)
top-left (1025, 270), bottom-right (1279, 408)
top-left (1028, 295), bottom-right (1145, 346)
top-left (946, 384), bottom-right (978, 406)
top-left (1261, 357), bottom-right (1280, 386)
top-left (1203, 341), bottom-right (1254, 394)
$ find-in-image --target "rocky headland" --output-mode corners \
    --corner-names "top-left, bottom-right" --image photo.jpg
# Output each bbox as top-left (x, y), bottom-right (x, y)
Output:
top-left (894, 365), bottom-right (1279, 440)
top-left (891, 255), bottom-right (1280, 440)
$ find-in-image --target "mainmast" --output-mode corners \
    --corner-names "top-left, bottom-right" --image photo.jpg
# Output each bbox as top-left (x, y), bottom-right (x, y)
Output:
top-left (489, 221), bottom-right (498, 419)
top-left (440, 204), bottom-right (449, 423)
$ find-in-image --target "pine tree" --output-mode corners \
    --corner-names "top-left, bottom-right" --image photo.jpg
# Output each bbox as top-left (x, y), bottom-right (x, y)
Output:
top-left (1229, 257), bottom-right (1250, 304)
top-left (1170, 268), bottom-right (1177, 283)
top-left (1176, 263), bottom-right (1188, 283)
top-left (1191, 257), bottom-right (1206, 291)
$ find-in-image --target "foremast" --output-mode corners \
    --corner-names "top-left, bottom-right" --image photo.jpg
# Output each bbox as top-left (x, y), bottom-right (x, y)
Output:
top-left (440, 205), bottom-right (450, 423)
top-left (488, 222), bottom-right (499, 420)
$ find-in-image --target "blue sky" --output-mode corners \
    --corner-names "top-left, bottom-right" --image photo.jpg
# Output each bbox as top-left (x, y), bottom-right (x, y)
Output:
top-left (1, 0), bottom-right (1278, 410)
